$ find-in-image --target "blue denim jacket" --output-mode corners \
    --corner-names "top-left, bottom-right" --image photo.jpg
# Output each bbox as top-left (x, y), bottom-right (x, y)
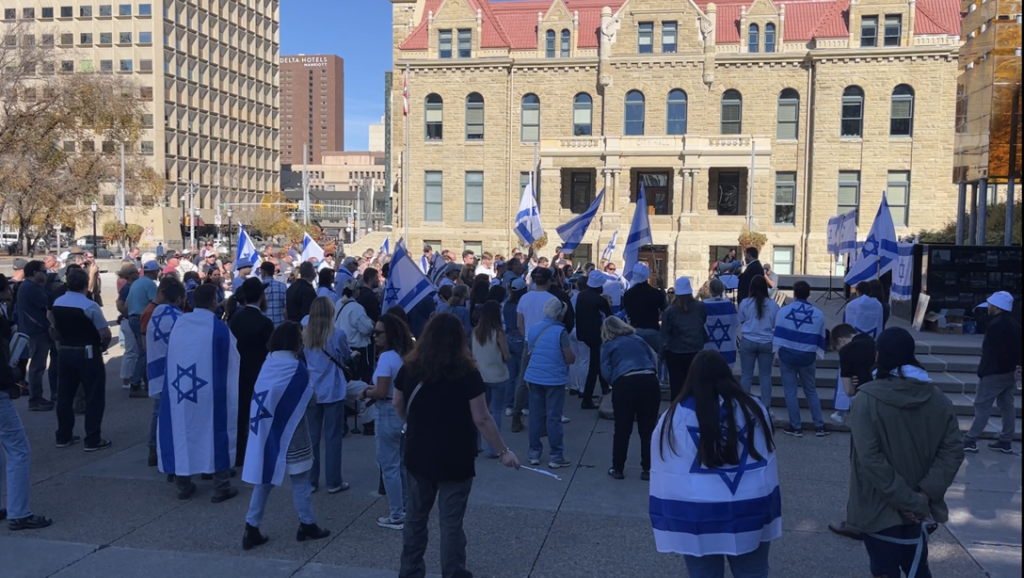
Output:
top-left (600, 334), bottom-right (658, 385)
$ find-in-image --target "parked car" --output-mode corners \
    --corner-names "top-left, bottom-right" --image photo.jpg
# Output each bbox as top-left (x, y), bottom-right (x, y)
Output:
top-left (76, 235), bottom-right (107, 248)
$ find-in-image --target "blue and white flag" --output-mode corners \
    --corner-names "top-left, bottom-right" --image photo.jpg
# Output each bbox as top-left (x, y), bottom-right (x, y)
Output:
top-left (158, 309), bottom-right (240, 476)
top-left (556, 188), bottom-right (605, 254)
top-left (650, 398), bottom-right (781, 556)
top-left (602, 229), bottom-right (619, 262)
top-left (146, 304), bottom-right (183, 399)
top-left (242, 352), bottom-right (315, 486)
top-left (383, 240), bottom-right (436, 313)
top-left (773, 299), bottom-right (826, 359)
top-left (623, 184), bottom-right (652, 284)
top-left (891, 242), bottom-right (915, 302)
top-left (379, 236), bottom-right (391, 258)
top-left (844, 194), bottom-right (898, 285)
top-left (428, 251), bottom-right (447, 286)
top-left (704, 299), bottom-right (740, 366)
top-left (514, 173), bottom-right (544, 246)
top-left (235, 225), bottom-right (261, 270)
top-left (827, 210), bottom-right (858, 258)
top-left (844, 295), bottom-right (884, 339)
top-left (301, 233), bottom-right (325, 265)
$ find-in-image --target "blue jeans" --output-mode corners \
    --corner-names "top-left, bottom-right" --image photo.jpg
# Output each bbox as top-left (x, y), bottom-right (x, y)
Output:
top-left (683, 542), bottom-right (771, 578)
top-left (504, 333), bottom-right (524, 409)
top-left (483, 381), bottom-right (507, 455)
top-left (863, 524), bottom-right (932, 578)
top-left (307, 401), bottom-right (345, 490)
top-left (780, 362), bottom-right (824, 429)
top-left (148, 395), bottom-right (160, 449)
top-left (0, 392), bottom-right (33, 520)
top-left (528, 384), bottom-right (566, 461)
top-left (245, 472), bottom-right (317, 527)
top-left (27, 332), bottom-right (58, 404)
top-left (376, 403), bottom-right (407, 521)
top-left (119, 318), bottom-right (143, 381)
top-left (739, 339), bottom-right (775, 411)
top-left (128, 316), bottom-right (147, 386)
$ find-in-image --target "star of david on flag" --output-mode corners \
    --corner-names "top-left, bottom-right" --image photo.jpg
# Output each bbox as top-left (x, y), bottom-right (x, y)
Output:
top-left (150, 306), bottom-right (180, 345)
top-left (844, 192), bottom-right (898, 285)
top-left (686, 424), bottom-right (768, 495)
top-left (703, 299), bottom-right (739, 366)
top-left (249, 390), bottom-right (273, 435)
top-left (170, 363), bottom-right (208, 404)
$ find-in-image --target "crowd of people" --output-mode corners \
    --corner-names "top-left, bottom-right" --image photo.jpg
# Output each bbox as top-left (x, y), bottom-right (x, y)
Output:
top-left (0, 238), bottom-right (1019, 577)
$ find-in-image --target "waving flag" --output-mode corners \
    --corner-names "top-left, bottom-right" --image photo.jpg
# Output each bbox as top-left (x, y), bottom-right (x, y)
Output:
top-left (379, 236), bottom-right (390, 259)
top-left (844, 193), bottom-right (898, 285)
top-left (650, 398), bottom-right (781, 556)
top-left (891, 242), bottom-right (915, 301)
top-left (158, 309), bottom-right (240, 476)
top-left (773, 299), bottom-right (826, 359)
top-left (623, 184), bottom-right (652, 283)
top-left (428, 251), bottom-right (447, 286)
top-left (704, 299), bottom-right (740, 366)
top-left (146, 304), bottom-right (183, 399)
top-left (235, 225), bottom-right (261, 270)
top-left (301, 233), bottom-right (325, 265)
top-left (556, 188), bottom-right (605, 254)
top-left (242, 352), bottom-right (315, 486)
top-left (602, 230), bottom-right (619, 262)
top-left (514, 174), bottom-right (544, 246)
top-left (827, 210), bottom-right (858, 258)
top-left (383, 239), bottom-right (436, 313)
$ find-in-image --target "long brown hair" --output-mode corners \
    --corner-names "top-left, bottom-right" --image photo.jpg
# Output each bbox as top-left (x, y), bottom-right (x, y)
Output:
top-left (671, 293), bottom-right (694, 314)
top-left (473, 300), bottom-right (504, 345)
top-left (405, 313), bottom-right (477, 384)
top-left (378, 313), bottom-right (414, 357)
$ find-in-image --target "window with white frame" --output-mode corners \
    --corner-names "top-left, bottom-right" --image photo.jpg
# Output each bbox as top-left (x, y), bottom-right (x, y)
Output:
top-left (464, 171), bottom-right (484, 222)
top-left (638, 22), bottom-right (653, 53)
top-left (890, 84), bottom-right (915, 137)
top-left (838, 171), bottom-right (861, 223)
top-left (662, 22), bottom-right (677, 53)
top-left (887, 171), bottom-right (910, 226)
top-left (521, 94), bottom-right (540, 142)
top-left (424, 171), bottom-right (443, 221)
top-left (775, 172), bottom-right (796, 225)
top-left (772, 246), bottom-right (795, 275)
top-left (777, 89), bottom-right (800, 140)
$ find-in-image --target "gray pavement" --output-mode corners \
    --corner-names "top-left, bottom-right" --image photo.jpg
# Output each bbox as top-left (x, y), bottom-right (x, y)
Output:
top-left (0, 261), bottom-right (1019, 577)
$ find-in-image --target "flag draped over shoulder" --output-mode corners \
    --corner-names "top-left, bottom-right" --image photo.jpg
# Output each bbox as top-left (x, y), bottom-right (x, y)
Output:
top-left (649, 398), bottom-right (781, 556)
top-left (556, 189), bottom-right (604, 254)
top-left (242, 352), bottom-right (315, 487)
top-left (146, 304), bottom-right (183, 399)
top-left (844, 194), bottom-right (898, 285)
top-left (158, 309), bottom-right (240, 476)
top-left (891, 242), bottom-right (915, 302)
top-left (773, 300), bottom-right (826, 359)
top-left (383, 240), bottom-right (436, 313)
top-left (844, 295), bottom-right (885, 338)
top-left (704, 299), bottom-right (740, 366)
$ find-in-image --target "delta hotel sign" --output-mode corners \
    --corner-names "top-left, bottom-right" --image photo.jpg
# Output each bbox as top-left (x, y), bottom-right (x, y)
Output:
top-left (281, 55), bottom-right (330, 67)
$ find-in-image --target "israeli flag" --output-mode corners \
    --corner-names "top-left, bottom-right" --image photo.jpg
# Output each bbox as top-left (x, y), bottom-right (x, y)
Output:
top-left (242, 352), bottom-right (315, 486)
top-left (844, 194), bottom-right (898, 285)
top-left (301, 233), bottom-right (325, 265)
top-left (158, 309), bottom-right (240, 476)
top-left (556, 188), bottom-right (605, 254)
top-left (773, 299), bottom-right (826, 359)
top-left (623, 184), bottom-right (652, 283)
top-left (845, 295), bottom-right (885, 339)
top-left (602, 230), bottom-right (619, 262)
top-left (235, 225), bottom-right (262, 270)
top-left (514, 173), bottom-right (544, 246)
top-left (379, 236), bottom-right (391, 258)
top-left (827, 210), bottom-right (858, 258)
top-left (650, 398), bottom-right (781, 556)
top-left (704, 299), bottom-right (740, 366)
top-left (428, 251), bottom-right (447, 286)
top-left (383, 239), bottom-right (436, 313)
top-left (145, 304), bottom-right (183, 399)
top-left (891, 242), bottom-right (915, 302)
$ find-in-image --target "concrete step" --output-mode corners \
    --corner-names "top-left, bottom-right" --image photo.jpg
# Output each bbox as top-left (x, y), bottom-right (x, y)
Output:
top-left (801, 353), bottom-right (982, 374)
top-left (732, 366), bottom-right (1012, 396)
top-left (767, 408), bottom-right (1022, 442)
top-left (752, 385), bottom-right (1022, 419)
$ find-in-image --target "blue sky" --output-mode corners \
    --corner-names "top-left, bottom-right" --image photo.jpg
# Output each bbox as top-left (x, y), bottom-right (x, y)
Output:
top-left (281, 1), bottom-right (394, 151)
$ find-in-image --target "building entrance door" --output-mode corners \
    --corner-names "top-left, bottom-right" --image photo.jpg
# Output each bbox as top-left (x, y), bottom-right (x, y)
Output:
top-left (638, 245), bottom-right (669, 289)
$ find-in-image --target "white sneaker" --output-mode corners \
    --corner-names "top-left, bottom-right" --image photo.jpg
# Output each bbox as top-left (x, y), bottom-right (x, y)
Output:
top-left (521, 408), bottom-right (529, 417)
top-left (504, 408), bottom-right (513, 417)
top-left (561, 415), bottom-right (571, 424)
top-left (830, 412), bottom-right (845, 425)
top-left (122, 383), bottom-right (131, 390)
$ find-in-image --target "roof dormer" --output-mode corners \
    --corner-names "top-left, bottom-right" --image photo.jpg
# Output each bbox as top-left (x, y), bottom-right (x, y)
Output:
top-left (739, 0), bottom-right (782, 54)
top-left (537, 0), bottom-right (576, 59)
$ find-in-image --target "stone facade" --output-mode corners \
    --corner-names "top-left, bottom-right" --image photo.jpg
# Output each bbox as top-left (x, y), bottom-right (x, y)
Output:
top-left (389, 0), bottom-right (962, 287)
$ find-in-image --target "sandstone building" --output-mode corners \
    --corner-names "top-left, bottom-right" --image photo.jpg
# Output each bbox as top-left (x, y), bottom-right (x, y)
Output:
top-left (389, 0), bottom-right (961, 287)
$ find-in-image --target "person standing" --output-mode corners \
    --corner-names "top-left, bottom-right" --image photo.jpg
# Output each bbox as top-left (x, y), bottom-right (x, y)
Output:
top-left (511, 267), bottom-right (558, 431)
top-left (600, 317), bottom-right (660, 481)
top-left (650, 350), bottom-right (780, 577)
top-left (846, 328), bottom-right (964, 578)
top-left (156, 242), bottom-right (164, 263)
top-left (126, 261), bottom-right (160, 396)
top-left (259, 261), bottom-right (288, 327)
top-left (335, 278), bottom-right (374, 383)
top-left (303, 297), bottom-right (352, 494)
top-left (144, 278), bottom-right (187, 468)
top-left (357, 268), bottom-right (382, 324)
top-left (576, 271), bottom-right (613, 409)
top-left (393, 313), bottom-right (519, 578)
top-left (51, 268), bottom-right (113, 452)
top-left (115, 265), bottom-right (142, 392)
top-left (316, 268), bottom-right (336, 300)
top-left (285, 262), bottom-right (317, 323)
top-left (660, 277), bottom-right (707, 402)
top-left (622, 262), bottom-right (667, 353)
top-left (703, 278), bottom-right (740, 368)
top-left (15, 261), bottom-right (56, 411)
top-left (738, 276), bottom-right (780, 413)
top-left (737, 247), bottom-right (765, 303)
top-left (523, 299), bottom-right (576, 469)
top-left (773, 281), bottom-right (828, 438)
top-left (503, 279), bottom-right (527, 415)
top-left (963, 291), bottom-right (1021, 454)
top-left (228, 279), bottom-right (275, 468)
top-left (471, 301), bottom-right (511, 456)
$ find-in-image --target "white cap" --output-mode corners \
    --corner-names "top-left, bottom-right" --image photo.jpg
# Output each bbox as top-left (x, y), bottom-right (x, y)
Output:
top-left (587, 270), bottom-right (606, 288)
top-left (979, 291), bottom-right (1014, 313)
top-left (674, 276), bottom-right (693, 296)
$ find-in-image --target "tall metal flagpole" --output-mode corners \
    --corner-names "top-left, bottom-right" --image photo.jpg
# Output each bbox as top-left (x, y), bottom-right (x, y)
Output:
top-left (118, 144), bottom-right (126, 224)
top-left (302, 143), bottom-right (310, 226)
top-left (404, 64), bottom-right (410, 243)
top-left (532, 142), bottom-right (539, 243)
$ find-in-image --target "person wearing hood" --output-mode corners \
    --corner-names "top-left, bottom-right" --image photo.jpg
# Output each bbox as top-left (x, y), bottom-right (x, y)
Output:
top-left (846, 327), bottom-right (964, 578)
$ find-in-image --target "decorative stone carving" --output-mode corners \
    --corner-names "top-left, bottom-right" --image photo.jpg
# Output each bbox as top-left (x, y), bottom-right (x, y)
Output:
top-left (700, 16), bottom-right (715, 40)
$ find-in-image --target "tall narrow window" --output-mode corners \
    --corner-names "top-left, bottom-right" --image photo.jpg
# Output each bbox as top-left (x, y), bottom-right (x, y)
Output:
top-left (465, 172), bottom-right (484, 222)
top-left (748, 24), bottom-right (760, 53)
top-left (521, 94), bottom-right (540, 142)
top-left (425, 94), bottom-right (443, 141)
top-left (772, 247), bottom-right (795, 275)
top-left (457, 29), bottom-right (472, 58)
top-left (777, 88), bottom-right (800, 140)
top-left (765, 23), bottom-right (777, 53)
top-left (775, 172), bottom-right (797, 224)
top-left (424, 171), bottom-right (443, 221)
top-left (560, 29), bottom-right (571, 57)
top-left (624, 91), bottom-right (645, 136)
top-left (890, 84), bottom-right (914, 137)
top-left (838, 171), bottom-right (862, 223)
top-left (861, 16), bottom-right (878, 47)
top-left (545, 30), bottom-right (556, 58)
top-left (667, 89), bottom-right (688, 135)
top-left (573, 93), bottom-right (593, 136)
top-left (887, 171), bottom-right (910, 226)
top-left (638, 22), bottom-right (653, 53)
top-left (841, 86), bottom-right (865, 138)
top-left (662, 22), bottom-right (678, 53)
top-left (721, 90), bottom-right (743, 135)
top-left (465, 93), bottom-right (484, 141)
top-left (884, 15), bottom-right (902, 46)
top-left (438, 30), bottom-right (452, 59)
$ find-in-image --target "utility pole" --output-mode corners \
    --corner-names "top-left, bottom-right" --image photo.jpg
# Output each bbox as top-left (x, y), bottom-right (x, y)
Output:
top-left (302, 143), bottom-right (310, 225)
top-left (216, 159), bottom-right (222, 237)
top-left (187, 182), bottom-right (197, 251)
top-left (117, 143), bottom-right (127, 224)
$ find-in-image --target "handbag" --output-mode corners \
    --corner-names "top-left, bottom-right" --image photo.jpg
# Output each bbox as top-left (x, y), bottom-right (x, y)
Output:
top-left (516, 324), bottom-right (556, 388)
top-left (321, 347), bottom-right (355, 382)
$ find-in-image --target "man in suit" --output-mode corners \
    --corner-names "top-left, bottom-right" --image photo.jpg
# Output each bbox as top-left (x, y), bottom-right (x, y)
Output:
top-left (737, 247), bottom-right (765, 303)
top-left (228, 278), bottom-right (274, 468)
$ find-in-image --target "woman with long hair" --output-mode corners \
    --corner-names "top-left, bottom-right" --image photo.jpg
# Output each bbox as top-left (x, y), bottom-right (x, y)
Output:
top-left (459, 264), bottom-right (476, 287)
top-left (447, 285), bottom-right (472, 337)
top-left (738, 275), bottom-right (780, 413)
top-left (600, 317), bottom-right (660, 481)
top-left (335, 278), bottom-right (374, 383)
top-left (360, 313), bottom-right (415, 530)
top-left (650, 350), bottom-right (780, 576)
top-left (522, 298), bottom-right (577, 469)
top-left (503, 279), bottom-right (527, 413)
top-left (392, 313), bottom-right (519, 577)
top-left (471, 301), bottom-right (510, 456)
top-left (469, 277), bottom-right (491, 326)
top-left (660, 277), bottom-right (708, 401)
top-left (302, 296), bottom-right (352, 494)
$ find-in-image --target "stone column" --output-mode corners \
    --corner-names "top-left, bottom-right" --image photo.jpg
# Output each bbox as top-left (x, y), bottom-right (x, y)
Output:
top-left (968, 182), bottom-right (978, 245)
top-left (977, 177), bottom-right (989, 245)
top-left (955, 181), bottom-right (967, 246)
top-left (674, 169), bottom-right (686, 217)
top-left (602, 169), bottom-right (613, 212)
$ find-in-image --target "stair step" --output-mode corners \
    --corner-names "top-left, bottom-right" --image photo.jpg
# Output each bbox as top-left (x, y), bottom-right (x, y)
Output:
top-left (798, 354), bottom-right (981, 374)
top-left (766, 409), bottom-right (1021, 442)
top-left (751, 385), bottom-right (1022, 419)
top-left (731, 366), bottom-right (1011, 396)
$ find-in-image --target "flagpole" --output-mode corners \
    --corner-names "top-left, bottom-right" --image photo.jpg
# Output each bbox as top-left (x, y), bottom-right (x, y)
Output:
top-left (404, 63), bottom-right (411, 245)
top-left (532, 142), bottom-right (539, 245)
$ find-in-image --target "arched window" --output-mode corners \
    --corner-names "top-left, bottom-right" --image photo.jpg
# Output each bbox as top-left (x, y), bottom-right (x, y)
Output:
top-left (573, 93), bottom-right (593, 136)
top-left (624, 90), bottom-right (645, 136)
top-left (560, 29), bottom-right (571, 57)
top-left (777, 88), bottom-right (800, 140)
top-left (545, 30), bottom-right (556, 58)
top-left (765, 23), bottom-right (777, 53)
top-left (890, 84), bottom-right (915, 137)
top-left (425, 94), bottom-right (443, 141)
top-left (521, 94), bottom-right (540, 142)
top-left (721, 89), bottom-right (743, 134)
top-left (748, 24), bottom-right (760, 53)
top-left (667, 89), bottom-right (688, 135)
top-left (465, 92), bottom-right (484, 141)
top-left (841, 86), bottom-right (865, 137)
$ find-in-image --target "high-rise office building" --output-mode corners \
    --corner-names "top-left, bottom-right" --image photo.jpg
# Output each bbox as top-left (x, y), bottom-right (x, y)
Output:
top-left (280, 53), bottom-right (344, 165)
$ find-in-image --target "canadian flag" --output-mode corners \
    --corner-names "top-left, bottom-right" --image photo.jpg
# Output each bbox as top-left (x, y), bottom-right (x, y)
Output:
top-left (402, 70), bottom-right (409, 117)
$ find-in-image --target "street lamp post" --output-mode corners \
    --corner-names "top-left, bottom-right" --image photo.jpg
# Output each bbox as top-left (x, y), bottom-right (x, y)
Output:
top-left (90, 202), bottom-right (98, 257)
top-left (227, 208), bottom-right (234, 260)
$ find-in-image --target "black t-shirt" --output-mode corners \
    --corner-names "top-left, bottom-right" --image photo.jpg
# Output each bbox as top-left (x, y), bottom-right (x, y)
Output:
top-left (397, 365), bottom-right (487, 482)
top-left (839, 333), bottom-right (876, 390)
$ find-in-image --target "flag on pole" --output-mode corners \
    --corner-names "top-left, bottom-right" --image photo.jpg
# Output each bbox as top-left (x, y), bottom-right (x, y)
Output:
top-left (891, 242), bottom-right (915, 302)
top-left (301, 233), bottom-right (325, 265)
top-left (826, 210), bottom-right (858, 258)
top-left (514, 173), bottom-right (544, 247)
top-left (429, 251), bottom-right (447, 286)
top-left (844, 193), bottom-right (899, 285)
top-left (235, 225), bottom-right (261, 270)
top-left (556, 189), bottom-right (605, 254)
top-left (379, 236), bottom-right (391, 258)
top-left (402, 69), bottom-right (409, 117)
top-left (623, 184), bottom-right (652, 283)
top-left (383, 239), bottom-right (436, 313)
top-left (602, 230), bottom-right (619, 262)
